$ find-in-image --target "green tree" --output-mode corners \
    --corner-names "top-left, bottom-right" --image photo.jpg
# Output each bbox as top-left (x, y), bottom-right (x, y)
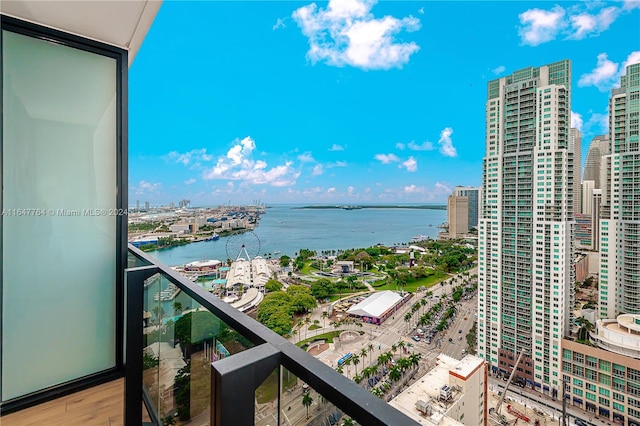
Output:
top-left (352, 353), bottom-right (361, 376)
top-left (310, 279), bottom-right (334, 299)
top-left (389, 365), bottom-right (402, 382)
top-left (173, 301), bottom-right (183, 315)
top-left (264, 279), bottom-right (282, 292)
top-left (174, 362), bottom-right (191, 420)
top-left (279, 255), bottom-right (291, 268)
top-left (292, 293), bottom-right (317, 313)
top-left (302, 392), bottom-right (313, 419)
top-left (174, 311), bottom-right (221, 358)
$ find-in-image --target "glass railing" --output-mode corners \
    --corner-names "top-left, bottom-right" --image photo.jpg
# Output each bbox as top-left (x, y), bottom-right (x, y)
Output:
top-left (126, 245), bottom-right (419, 426)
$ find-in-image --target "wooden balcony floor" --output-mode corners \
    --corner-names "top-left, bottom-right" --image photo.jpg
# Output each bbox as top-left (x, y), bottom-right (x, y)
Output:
top-left (1, 378), bottom-right (147, 426)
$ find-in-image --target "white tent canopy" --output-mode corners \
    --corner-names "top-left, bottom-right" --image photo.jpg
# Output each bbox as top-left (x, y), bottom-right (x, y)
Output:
top-left (347, 291), bottom-right (403, 318)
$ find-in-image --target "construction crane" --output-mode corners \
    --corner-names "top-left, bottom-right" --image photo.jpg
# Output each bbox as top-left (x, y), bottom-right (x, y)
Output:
top-left (495, 348), bottom-right (527, 417)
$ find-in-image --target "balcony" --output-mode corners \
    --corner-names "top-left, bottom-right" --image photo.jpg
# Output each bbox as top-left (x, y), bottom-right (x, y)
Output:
top-left (2, 247), bottom-right (418, 426)
top-left (123, 246), bottom-right (418, 426)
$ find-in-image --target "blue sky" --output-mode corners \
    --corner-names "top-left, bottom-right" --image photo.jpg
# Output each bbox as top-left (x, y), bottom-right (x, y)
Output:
top-left (129, 0), bottom-right (640, 206)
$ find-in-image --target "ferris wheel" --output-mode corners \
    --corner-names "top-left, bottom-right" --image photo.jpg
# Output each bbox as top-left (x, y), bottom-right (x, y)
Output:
top-left (225, 231), bottom-right (261, 261)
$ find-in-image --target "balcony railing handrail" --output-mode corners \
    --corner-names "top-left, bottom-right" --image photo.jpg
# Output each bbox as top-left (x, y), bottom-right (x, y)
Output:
top-left (126, 244), bottom-right (419, 426)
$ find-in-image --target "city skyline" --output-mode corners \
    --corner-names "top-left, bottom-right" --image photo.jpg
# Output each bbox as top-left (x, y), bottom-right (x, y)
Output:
top-left (129, 0), bottom-right (639, 205)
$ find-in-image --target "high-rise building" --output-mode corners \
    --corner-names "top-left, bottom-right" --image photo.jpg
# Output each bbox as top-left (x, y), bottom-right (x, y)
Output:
top-left (583, 135), bottom-right (610, 189)
top-left (581, 180), bottom-right (595, 215)
top-left (592, 189), bottom-right (602, 250)
top-left (599, 62), bottom-right (640, 318)
top-left (570, 128), bottom-right (582, 216)
top-left (452, 186), bottom-right (480, 229)
top-left (447, 195), bottom-right (469, 237)
top-left (478, 60), bottom-right (574, 397)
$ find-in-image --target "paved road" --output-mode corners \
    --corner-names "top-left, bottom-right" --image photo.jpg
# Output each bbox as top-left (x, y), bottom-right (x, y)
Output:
top-left (492, 378), bottom-right (614, 426)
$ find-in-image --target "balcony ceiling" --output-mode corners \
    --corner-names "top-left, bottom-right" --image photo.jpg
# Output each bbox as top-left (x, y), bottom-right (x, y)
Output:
top-left (1, 0), bottom-right (162, 66)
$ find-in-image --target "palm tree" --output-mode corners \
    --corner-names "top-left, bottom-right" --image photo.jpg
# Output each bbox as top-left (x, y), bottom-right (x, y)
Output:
top-left (420, 298), bottom-right (427, 315)
top-left (367, 343), bottom-right (374, 364)
top-left (397, 340), bottom-right (406, 354)
top-left (336, 365), bottom-right (344, 375)
top-left (313, 319), bottom-right (320, 337)
top-left (321, 311), bottom-right (329, 329)
top-left (371, 387), bottom-right (383, 398)
top-left (404, 312), bottom-right (412, 333)
top-left (304, 316), bottom-right (311, 340)
top-left (391, 343), bottom-right (398, 356)
top-left (302, 392), bottom-right (313, 419)
top-left (359, 348), bottom-right (368, 365)
top-left (389, 365), bottom-right (402, 382)
top-left (577, 317), bottom-right (595, 341)
top-left (344, 357), bottom-right (352, 377)
top-left (173, 301), bottom-right (183, 315)
top-left (343, 418), bottom-right (354, 426)
top-left (352, 354), bottom-right (361, 376)
top-left (409, 352), bottom-right (421, 369)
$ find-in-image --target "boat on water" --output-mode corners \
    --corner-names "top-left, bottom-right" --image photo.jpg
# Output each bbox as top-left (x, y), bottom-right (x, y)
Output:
top-left (273, 250), bottom-right (281, 254)
top-left (412, 234), bottom-right (429, 242)
top-left (206, 233), bottom-right (220, 241)
top-left (153, 283), bottom-right (180, 301)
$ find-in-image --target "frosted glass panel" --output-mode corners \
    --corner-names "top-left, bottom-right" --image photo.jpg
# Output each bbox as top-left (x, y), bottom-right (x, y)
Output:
top-left (2, 30), bottom-right (118, 400)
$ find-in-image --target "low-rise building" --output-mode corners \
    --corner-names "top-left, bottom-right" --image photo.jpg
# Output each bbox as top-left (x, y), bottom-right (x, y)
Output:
top-left (561, 337), bottom-right (640, 425)
top-left (390, 354), bottom-right (487, 426)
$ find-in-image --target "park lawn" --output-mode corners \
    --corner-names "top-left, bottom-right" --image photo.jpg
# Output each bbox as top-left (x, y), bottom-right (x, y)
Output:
top-left (296, 331), bottom-right (342, 347)
top-left (374, 271), bottom-right (447, 293)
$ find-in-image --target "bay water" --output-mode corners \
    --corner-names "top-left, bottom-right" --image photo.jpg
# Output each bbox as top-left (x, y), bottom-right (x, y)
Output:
top-left (148, 205), bottom-right (447, 266)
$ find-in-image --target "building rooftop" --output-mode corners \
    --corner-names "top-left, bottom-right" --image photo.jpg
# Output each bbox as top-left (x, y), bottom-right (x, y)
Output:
top-left (389, 354), bottom-right (472, 425)
top-left (591, 314), bottom-right (640, 359)
top-left (347, 290), bottom-right (403, 318)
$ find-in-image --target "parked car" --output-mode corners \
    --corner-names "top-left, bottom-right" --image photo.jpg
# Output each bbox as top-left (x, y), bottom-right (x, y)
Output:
top-left (412, 335), bottom-right (421, 342)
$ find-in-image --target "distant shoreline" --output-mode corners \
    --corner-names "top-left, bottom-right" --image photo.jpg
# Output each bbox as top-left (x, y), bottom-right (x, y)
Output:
top-left (295, 205), bottom-right (446, 210)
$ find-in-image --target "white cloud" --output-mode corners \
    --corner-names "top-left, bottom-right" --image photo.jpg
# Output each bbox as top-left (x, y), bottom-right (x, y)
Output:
top-left (517, 3), bottom-right (634, 46)
top-left (374, 153), bottom-right (400, 164)
top-left (297, 152), bottom-right (316, 162)
top-left (292, 0), bottom-right (420, 70)
top-left (438, 127), bottom-right (457, 157)
top-left (407, 140), bottom-right (434, 151)
top-left (166, 148), bottom-right (213, 166)
top-left (312, 164), bottom-right (324, 176)
top-left (273, 17), bottom-right (286, 30)
top-left (347, 186), bottom-right (355, 196)
top-left (327, 161), bottom-right (348, 168)
top-left (622, 50), bottom-right (640, 71)
top-left (395, 142), bottom-right (405, 150)
top-left (571, 111), bottom-right (584, 132)
top-left (418, 7), bottom-right (424, 15)
top-left (133, 180), bottom-right (162, 196)
top-left (404, 184), bottom-right (423, 194)
top-left (400, 156), bottom-right (417, 172)
top-left (202, 136), bottom-right (300, 187)
top-left (492, 65), bottom-right (506, 75)
top-left (585, 111), bottom-right (609, 134)
top-left (568, 7), bottom-right (619, 40)
top-left (329, 143), bottom-right (345, 151)
top-left (327, 187), bottom-right (336, 193)
top-left (623, 0), bottom-right (640, 10)
top-left (184, 178), bottom-right (196, 185)
top-left (518, 6), bottom-right (566, 46)
top-left (579, 51), bottom-right (640, 92)
top-left (578, 53), bottom-right (619, 91)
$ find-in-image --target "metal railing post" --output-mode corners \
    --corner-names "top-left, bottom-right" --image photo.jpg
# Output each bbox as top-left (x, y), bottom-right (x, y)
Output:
top-left (124, 266), bottom-right (158, 426)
